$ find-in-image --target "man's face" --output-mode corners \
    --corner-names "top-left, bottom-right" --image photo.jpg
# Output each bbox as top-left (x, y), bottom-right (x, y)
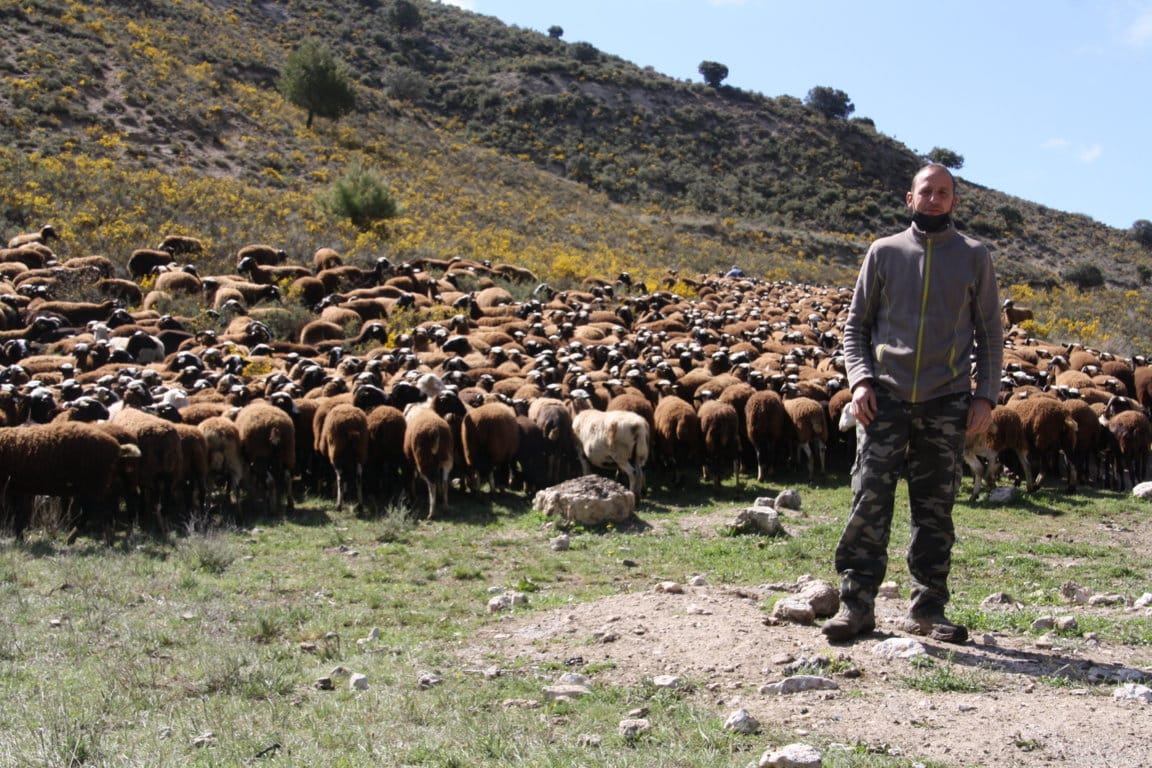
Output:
top-left (906, 167), bottom-right (957, 215)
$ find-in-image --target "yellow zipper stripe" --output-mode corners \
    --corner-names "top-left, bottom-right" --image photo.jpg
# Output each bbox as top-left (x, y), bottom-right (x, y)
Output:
top-left (911, 239), bottom-right (932, 401)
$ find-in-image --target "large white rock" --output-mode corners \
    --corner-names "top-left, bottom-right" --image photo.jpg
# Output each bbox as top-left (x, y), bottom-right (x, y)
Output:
top-left (1131, 481), bottom-right (1152, 500)
top-left (759, 743), bottom-right (823, 767)
top-left (533, 475), bottom-right (635, 526)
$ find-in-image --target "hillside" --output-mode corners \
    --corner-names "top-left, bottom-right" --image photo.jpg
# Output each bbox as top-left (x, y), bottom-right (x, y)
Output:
top-left (1, 0), bottom-right (1150, 350)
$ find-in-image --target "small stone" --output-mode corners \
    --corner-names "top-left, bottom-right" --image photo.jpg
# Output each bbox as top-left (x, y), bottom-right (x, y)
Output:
top-left (652, 674), bottom-right (682, 689)
top-left (1034, 635), bottom-right (1054, 649)
top-left (543, 684), bottom-right (591, 701)
top-left (656, 581), bottom-right (684, 594)
top-left (591, 628), bottom-right (619, 643)
top-left (1088, 593), bottom-right (1126, 606)
top-left (618, 718), bottom-right (651, 739)
top-left (772, 598), bottom-right (816, 625)
top-left (299, 642), bottom-right (318, 653)
top-left (1134, 592), bottom-right (1152, 608)
top-left (724, 708), bottom-right (761, 734)
top-left (958, 703), bottom-right (977, 712)
top-left (314, 676), bottom-right (334, 690)
top-left (759, 675), bottom-right (838, 695)
top-left (981, 591), bottom-right (1018, 609)
top-left (1031, 616), bottom-right (1056, 631)
top-left (987, 486), bottom-right (1017, 504)
top-left (686, 604), bottom-right (712, 615)
top-left (576, 733), bottom-right (602, 747)
top-left (877, 582), bottom-right (901, 599)
top-left (759, 742), bottom-right (822, 767)
top-left (501, 698), bottom-right (541, 708)
top-left (688, 575), bottom-right (708, 586)
top-left (350, 672), bottom-right (369, 690)
top-left (550, 534), bottom-right (570, 551)
top-left (872, 637), bottom-right (927, 659)
top-left (980, 633), bottom-right (998, 646)
top-left (774, 489), bottom-right (802, 511)
top-left (1061, 581), bottom-right (1093, 604)
top-left (417, 672), bottom-right (443, 689)
top-left (1113, 683), bottom-right (1152, 703)
top-left (1054, 616), bottom-right (1079, 632)
top-left (627, 706), bottom-right (650, 718)
top-left (558, 672), bottom-right (591, 687)
top-left (191, 732), bottom-right (216, 748)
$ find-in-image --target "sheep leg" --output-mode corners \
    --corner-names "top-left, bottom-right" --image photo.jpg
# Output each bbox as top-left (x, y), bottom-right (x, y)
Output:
top-left (962, 451), bottom-right (985, 502)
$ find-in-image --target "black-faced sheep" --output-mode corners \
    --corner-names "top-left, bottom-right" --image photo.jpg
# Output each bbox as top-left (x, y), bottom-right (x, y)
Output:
top-left (236, 243), bottom-right (287, 265)
top-left (460, 400), bottom-right (521, 494)
top-left (652, 392), bottom-right (703, 487)
top-left (744, 389), bottom-right (792, 482)
top-left (1004, 392), bottom-right (1078, 492)
top-left (782, 394), bottom-right (828, 481)
top-left (365, 404), bottom-right (407, 502)
top-left (237, 256), bottom-right (311, 286)
top-left (963, 405), bottom-right (1034, 501)
top-left (402, 403), bottom-right (454, 518)
top-left (0, 422), bottom-right (139, 540)
top-left (569, 393), bottom-right (649, 498)
top-left (697, 397), bottom-right (741, 490)
top-left (1002, 299), bottom-right (1034, 328)
top-left (233, 400), bottom-right (296, 516)
top-left (526, 396), bottom-right (579, 485)
top-left (1101, 395), bottom-right (1152, 490)
top-left (110, 406), bottom-right (184, 533)
top-left (157, 234), bottom-right (204, 257)
top-left (197, 415), bottom-right (245, 512)
top-left (316, 402), bottom-right (369, 510)
top-left (7, 224), bottom-right (57, 249)
top-left (127, 248), bottom-right (177, 279)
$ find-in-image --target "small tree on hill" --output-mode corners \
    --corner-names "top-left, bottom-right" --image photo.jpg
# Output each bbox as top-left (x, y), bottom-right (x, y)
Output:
top-left (571, 41), bottom-right (598, 63)
top-left (320, 161), bottom-right (401, 231)
top-left (548, 25), bottom-right (564, 40)
top-left (387, 0), bottom-right (422, 31)
top-left (805, 86), bottom-right (854, 119)
top-left (278, 39), bottom-right (356, 129)
top-left (1062, 262), bottom-right (1104, 290)
top-left (698, 61), bottom-right (729, 88)
top-left (927, 147), bottom-right (964, 169)
top-left (1133, 219), bottom-right (1152, 248)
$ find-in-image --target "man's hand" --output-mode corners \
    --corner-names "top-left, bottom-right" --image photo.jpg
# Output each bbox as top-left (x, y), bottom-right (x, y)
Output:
top-left (850, 381), bottom-right (877, 428)
top-left (967, 397), bottom-right (992, 434)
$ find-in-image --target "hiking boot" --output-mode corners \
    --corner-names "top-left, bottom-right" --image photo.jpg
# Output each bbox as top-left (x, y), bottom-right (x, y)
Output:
top-left (900, 610), bottom-right (968, 644)
top-left (820, 600), bottom-right (876, 642)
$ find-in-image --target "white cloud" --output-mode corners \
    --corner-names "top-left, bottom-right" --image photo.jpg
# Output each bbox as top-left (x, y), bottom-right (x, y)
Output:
top-left (1123, 9), bottom-right (1152, 47)
top-left (1042, 138), bottom-right (1071, 150)
top-left (1080, 144), bottom-right (1104, 163)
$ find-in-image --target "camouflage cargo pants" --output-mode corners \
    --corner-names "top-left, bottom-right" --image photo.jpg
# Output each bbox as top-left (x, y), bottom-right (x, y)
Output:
top-left (834, 388), bottom-right (969, 613)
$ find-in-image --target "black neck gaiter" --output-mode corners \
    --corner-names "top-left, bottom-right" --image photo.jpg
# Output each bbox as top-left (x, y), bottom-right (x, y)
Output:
top-left (912, 211), bottom-right (952, 233)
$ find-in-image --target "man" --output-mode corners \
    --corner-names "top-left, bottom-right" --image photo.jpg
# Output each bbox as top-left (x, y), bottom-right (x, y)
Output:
top-left (822, 163), bottom-right (1003, 644)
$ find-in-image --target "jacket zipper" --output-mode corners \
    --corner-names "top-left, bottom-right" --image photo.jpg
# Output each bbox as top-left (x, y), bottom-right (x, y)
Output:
top-left (910, 238), bottom-right (932, 402)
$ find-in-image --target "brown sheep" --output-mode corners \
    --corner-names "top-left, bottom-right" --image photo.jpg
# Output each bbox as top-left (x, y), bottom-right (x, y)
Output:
top-left (526, 396), bottom-right (579, 485)
top-left (173, 422), bottom-right (210, 523)
top-left (236, 243), bottom-right (287, 265)
top-left (962, 406), bottom-right (1034, 501)
top-left (198, 415), bottom-right (245, 512)
top-left (233, 400), bottom-right (296, 516)
top-left (782, 394), bottom-right (828, 481)
top-left (652, 392), bottom-right (703, 487)
top-left (365, 405), bottom-right (407, 502)
top-left (111, 406), bottom-right (184, 533)
top-left (237, 256), bottom-right (311, 285)
top-left (127, 248), bottom-right (177, 279)
top-left (697, 398), bottom-right (741, 489)
top-left (744, 389), bottom-right (793, 482)
top-left (403, 404), bottom-right (454, 518)
top-left (0, 421), bottom-right (139, 540)
top-left (461, 401), bottom-right (521, 494)
top-left (1101, 396), bottom-right (1152, 490)
top-left (313, 247), bottom-right (343, 272)
top-left (7, 224), bottom-right (57, 249)
top-left (1002, 299), bottom-right (1034, 328)
top-left (157, 234), bottom-right (204, 257)
top-left (316, 402), bottom-right (369, 509)
top-left (1004, 393), bottom-right (1078, 492)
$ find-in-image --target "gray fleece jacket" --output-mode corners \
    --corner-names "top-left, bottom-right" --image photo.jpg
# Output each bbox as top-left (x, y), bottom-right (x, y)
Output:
top-left (843, 221), bottom-right (1003, 404)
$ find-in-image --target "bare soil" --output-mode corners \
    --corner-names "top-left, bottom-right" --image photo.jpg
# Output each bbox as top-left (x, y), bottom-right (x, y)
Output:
top-left (461, 511), bottom-right (1152, 768)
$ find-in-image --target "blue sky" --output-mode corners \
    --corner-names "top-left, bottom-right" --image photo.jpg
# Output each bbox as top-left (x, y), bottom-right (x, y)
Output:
top-left (436, 0), bottom-right (1152, 230)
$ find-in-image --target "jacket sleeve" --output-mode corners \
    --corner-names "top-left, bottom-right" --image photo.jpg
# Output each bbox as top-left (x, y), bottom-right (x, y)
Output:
top-left (970, 247), bottom-right (1004, 403)
top-left (842, 247), bottom-right (880, 391)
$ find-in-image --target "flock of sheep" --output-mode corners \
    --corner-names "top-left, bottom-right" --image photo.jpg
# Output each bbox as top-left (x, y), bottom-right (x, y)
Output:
top-left (1, 222), bottom-right (1150, 542)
